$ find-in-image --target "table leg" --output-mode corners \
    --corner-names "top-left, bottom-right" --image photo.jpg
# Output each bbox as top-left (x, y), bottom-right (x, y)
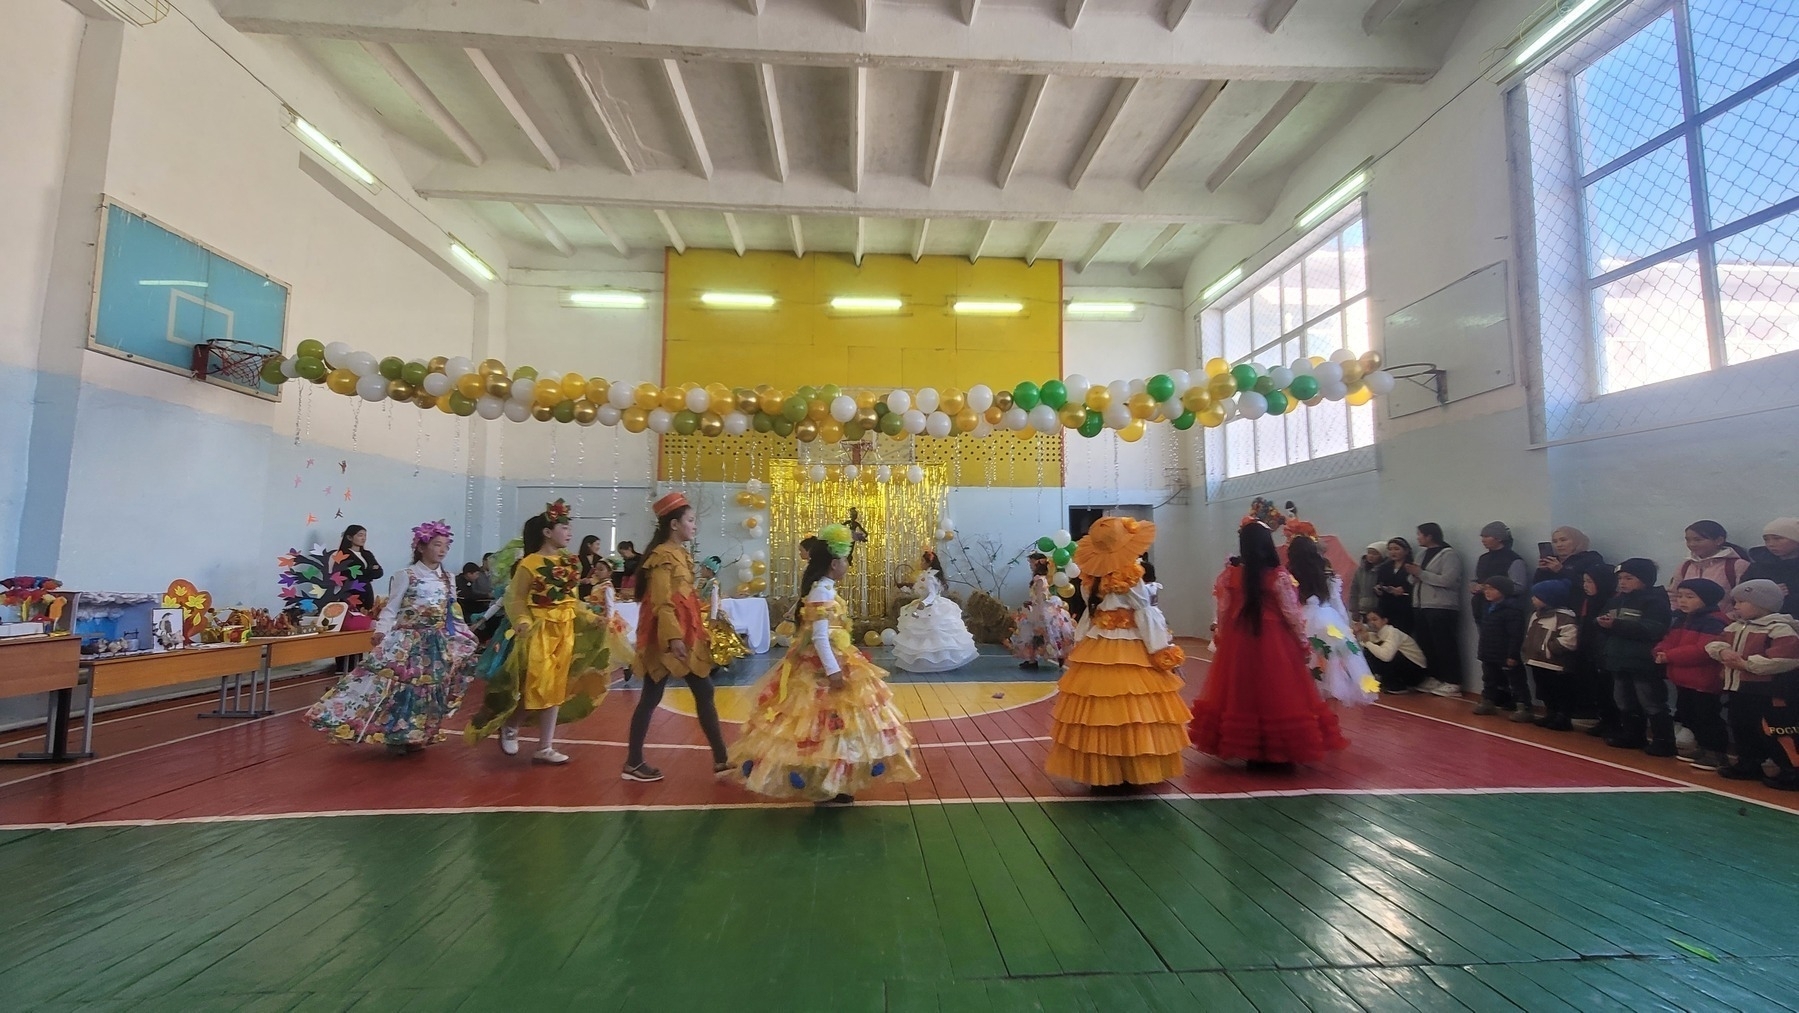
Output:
top-left (3, 689), bottom-right (93, 763)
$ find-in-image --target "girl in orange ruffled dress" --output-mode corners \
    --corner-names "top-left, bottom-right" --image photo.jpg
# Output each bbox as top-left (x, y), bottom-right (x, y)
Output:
top-left (1045, 517), bottom-right (1190, 791)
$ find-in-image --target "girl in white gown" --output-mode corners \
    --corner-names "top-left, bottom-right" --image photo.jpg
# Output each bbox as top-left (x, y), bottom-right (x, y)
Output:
top-left (893, 551), bottom-right (980, 673)
top-left (1287, 534), bottom-right (1378, 705)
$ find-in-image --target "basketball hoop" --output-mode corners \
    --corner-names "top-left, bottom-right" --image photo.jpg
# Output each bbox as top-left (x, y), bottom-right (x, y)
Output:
top-left (192, 339), bottom-right (279, 389)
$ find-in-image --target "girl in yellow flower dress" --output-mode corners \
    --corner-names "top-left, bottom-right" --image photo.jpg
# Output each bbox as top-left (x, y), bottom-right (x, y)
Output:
top-left (583, 556), bottom-right (637, 685)
top-left (1047, 517), bottom-right (1190, 791)
top-left (731, 525), bottom-right (919, 805)
top-left (697, 556), bottom-right (752, 668)
top-left (465, 500), bottom-right (611, 764)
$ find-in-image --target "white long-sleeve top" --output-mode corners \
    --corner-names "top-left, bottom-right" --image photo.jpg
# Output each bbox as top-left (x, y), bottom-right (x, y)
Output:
top-left (809, 578), bottom-right (842, 676)
top-left (375, 562), bottom-right (464, 638)
top-left (1073, 581), bottom-right (1172, 654)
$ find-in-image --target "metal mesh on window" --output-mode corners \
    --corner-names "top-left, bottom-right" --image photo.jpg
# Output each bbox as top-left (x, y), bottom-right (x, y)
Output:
top-left (1583, 140), bottom-right (1694, 271)
top-left (1573, 13), bottom-right (1685, 171)
top-left (1701, 75), bottom-right (1799, 228)
top-left (1688, 0), bottom-right (1799, 109)
top-left (1715, 211), bottom-right (1799, 364)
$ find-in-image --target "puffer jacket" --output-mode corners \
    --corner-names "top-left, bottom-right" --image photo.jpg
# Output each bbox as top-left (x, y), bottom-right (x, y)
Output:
top-left (1596, 586), bottom-right (1671, 674)
top-left (1706, 612), bottom-right (1799, 693)
top-left (1653, 608), bottom-right (1728, 693)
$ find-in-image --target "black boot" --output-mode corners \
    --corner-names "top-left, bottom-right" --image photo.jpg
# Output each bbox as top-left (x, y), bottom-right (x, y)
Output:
top-left (1606, 716), bottom-right (1646, 749)
top-left (1644, 713), bottom-right (1678, 757)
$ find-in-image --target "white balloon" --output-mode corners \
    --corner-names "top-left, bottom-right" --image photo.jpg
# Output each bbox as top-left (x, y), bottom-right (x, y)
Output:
top-left (1238, 390), bottom-right (1269, 419)
top-left (1289, 357), bottom-right (1315, 377)
top-left (886, 388), bottom-right (912, 414)
top-left (355, 374), bottom-right (387, 401)
top-left (1364, 369), bottom-right (1396, 395)
top-left (607, 382), bottom-right (635, 409)
top-left (1053, 571), bottom-right (1071, 587)
top-left (347, 352), bottom-right (380, 378)
top-left (751, 548), bottom-right (767, 562)
top-left (510, 377), bottom-right (537, 405)
top-left (1029, 404), bottom-right (1059, 433)
top-left (940, 517), bottom-right (956, 533)
top-left (1330, 348), bottom-right (1357, 363)
top-left (647, 408), bottom-right (673, 434)
top-left (1064, 373), bottom-right (1091, 400)
top-left (1107, 380), bottom-right (1129, 404)
top-left (323, 341), bottom-right (353, 367)
top-left (504, 400), bottom-right (532, 422)
top-left (843, 464), bottom-right (860, 482)
top-left (1103, 403), bottom-right (1132, 429)
top-left (1314, 361), bottom-right (1344, 384)
top-left (1128, 378), bottom-right (1147, 396)
top-left (875, 465), bottom-right (893, 483)
top-left (1168, 369), bottom-right (1191, 394)
top-left (684, 387), bottom-right (710, 414)
top-left (1064, 560), bottom-right (1081, 578)
top-left (966, 384), bottom-right (994, 412)
top-left (808, 464), bottom-right (828, 483)
top-left (915, 387), bottom-right (941, 414)
top-left (1001, 406), bottom-right (1029, 430)
top-left (279, 357), bottom-right (300, 378)
top-left (422, 372), bottom-right (452, 397)
top-left (737, 560), bottom-right (754, 578)
top-left (830, 395), bottom-right (858, 423)
top-left (1320, 380), bottom-right (1350, 401)
top-left (923, 410), bottom-right (950, 438)
top-left (1268, 366), bottom-right (1294, 389)
top-left (475, 396), bottom-right (505, 420)
top-left (1053, 529), bottom-right (1072, 547)
top-left (902, 409), bottom-right (927, 435)
top-left (972, 420), bottom-right (994, 438)
top-left (444, 356), bottom-right (474, 379)
top-left (722, 411), bottom-right (750, 436)
top-left (597, 404), bottom-right (622, 426)
top-left (880, 628), bottom-right (898, 646)
top-left (906, 464), bottom-right (925, 484)
top-left (746, 479), bottom-right (767, 494)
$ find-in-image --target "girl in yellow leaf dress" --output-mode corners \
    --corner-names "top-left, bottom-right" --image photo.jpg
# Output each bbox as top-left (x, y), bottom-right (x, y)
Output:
top-left (730, 525), bottom-right (920, 805)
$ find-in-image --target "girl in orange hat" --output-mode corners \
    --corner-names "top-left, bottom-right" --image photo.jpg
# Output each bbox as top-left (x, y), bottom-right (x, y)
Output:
top-left (622, 492), bottom-right (728, 782)
top-left (1046, 517), bottom-right (1190, 790)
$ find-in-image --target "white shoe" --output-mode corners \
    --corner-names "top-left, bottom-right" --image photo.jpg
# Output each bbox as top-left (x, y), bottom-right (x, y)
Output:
top-left (499, 727), bottom-right (519, 756)
top-left (532, 747), bottom-right (570, 765)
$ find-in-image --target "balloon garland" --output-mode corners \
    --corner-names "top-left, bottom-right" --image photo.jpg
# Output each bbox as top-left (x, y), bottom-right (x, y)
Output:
top-left (263, 339), bottom-right (1393, 442)
top-left (1033, 530), bottom-right (1082, 598)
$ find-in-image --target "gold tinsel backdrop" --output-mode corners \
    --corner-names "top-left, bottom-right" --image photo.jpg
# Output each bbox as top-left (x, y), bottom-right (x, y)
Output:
top-left (768, 461), bottom-right (947, 622)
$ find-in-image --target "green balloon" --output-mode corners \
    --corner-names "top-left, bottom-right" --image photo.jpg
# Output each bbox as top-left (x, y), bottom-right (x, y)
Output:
top-left (1288, 374), bottom-right (1320, 400)
top-left (878, 412), bottom-right (905, 437)
top-left (796, 385), bottom-right (817, 401)
top-left (295, 356), bottom-right (327, 381)
top-left (843, 421), bottom-right (865, 442)
top-left (259, 358), bottom-right (288, 386)
top-left (1253, 376), bottom-right (1278, 396)
top-left (449, 392), bottom-right (474, 415)
top-left (874, 402), bottom-right (890, 417)
top-left (1264, 391), bottom-right (1289, 416)
top-left (1146, 373), bottom-right (1176, 402)
top-left (753, 412), bottom-right (775, 434)
top-left (401, 361), bottom-right (428, 385)
top-left (782, 396), bottom-right (809, 422)
top-left (820, 384), bottom-right (842, 400)
top-left (1079, 410), bottom-right (1105, 438)
top-left (378, 356), bottom-right (404, 381)
top-left (512, 365), bottom-right (538, 381)
top-left (1036, 536), bottom-right (1056, 552)
top-left (295, 339), bottom-right (325, 360)
top-left (1052, 546), bottom-right (1072, 568)
top-left (553, 399), bottom-right (578, 423)
top-left (1231, 363), bottom-right (1258, 391)
top-left (1172, 411), bottom-right (1196, 431)
top-left (1013, 382), bottom-right (1041, 411)
top-left (1040, 380), bottom-right (1068, 410)
top-left (772, 416), bottom-right (795, 437)
top-left (673, 409), bottom-right (700, 434)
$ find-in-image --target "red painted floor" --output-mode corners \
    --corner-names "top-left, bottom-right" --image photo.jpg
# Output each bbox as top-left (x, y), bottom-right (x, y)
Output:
top-left (1, 644), bottom-right (1738, 829)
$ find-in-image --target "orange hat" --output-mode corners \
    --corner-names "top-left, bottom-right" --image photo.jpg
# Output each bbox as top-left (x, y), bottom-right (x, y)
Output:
top-left (1073, 517), bottom-right (1157, 578)
top-left (652, 492), bottom-right (691, 518)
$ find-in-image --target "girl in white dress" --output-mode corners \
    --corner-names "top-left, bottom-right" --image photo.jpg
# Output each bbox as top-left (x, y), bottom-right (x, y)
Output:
top-left (1287, 534), bottom-right (1378, 705)
top-left (893, 550), bottom-right (980, 673)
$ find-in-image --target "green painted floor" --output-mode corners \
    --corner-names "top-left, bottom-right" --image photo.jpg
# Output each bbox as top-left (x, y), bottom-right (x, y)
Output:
top-left (3, 792), bottom-right (1795, 1011)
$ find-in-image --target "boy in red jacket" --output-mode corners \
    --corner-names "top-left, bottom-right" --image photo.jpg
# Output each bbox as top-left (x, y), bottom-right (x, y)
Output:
top-left (1654, 579), bottom-right (1729, 771)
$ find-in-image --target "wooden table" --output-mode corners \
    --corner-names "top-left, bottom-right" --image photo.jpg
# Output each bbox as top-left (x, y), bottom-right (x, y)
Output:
top-left (81, 643), bottom-right (266, 755)
top-left (0, 635), bottom-right (85, 763)
top-left (252, 629), bottom-right (373, 713)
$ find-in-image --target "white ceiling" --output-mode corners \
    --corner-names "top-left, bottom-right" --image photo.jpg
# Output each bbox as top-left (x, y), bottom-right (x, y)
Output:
top-left (220, 0), bottom-right (1474, 284)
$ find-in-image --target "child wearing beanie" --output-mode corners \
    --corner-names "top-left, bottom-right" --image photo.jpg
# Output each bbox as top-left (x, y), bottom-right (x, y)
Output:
top-left (1522, 580), bottom-right (1580, 730)
top-left (1653, 579), bottom-right (1730, 770)
top-left (1743, 518), bottom-right (1799, 616)
top-left (1597, 558), bottom-right (1674, 755)
top-left (1706, 579), bottom-right (1799, 789)
top-left (1472, 576), bottom-right (1530, 720)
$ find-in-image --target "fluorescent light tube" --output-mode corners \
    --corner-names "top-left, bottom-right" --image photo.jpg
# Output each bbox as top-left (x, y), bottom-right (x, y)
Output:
top-left (1065, 301), bottom-right (1137, 316)
top-left (566, 291), bottom-right (647, 308)
top-left (138, 280), bottom-right (209, 288)
top-left (292, 115), bottom-right (377, 186)
top-left (953, 300), bottom-right (1024, 315)
top-left (1296, 168), bottom-right (1369, 230)
top-left (449, 240), bottom-right (496, 282)
top-left (1200, 265), bottom-right (1244, 303)
top-left (830, 296), bottom-right (904, 311)
top-left (700, 292), bottom-right (776, 308)
top-left (1514, 0), bottom-right (1606, 67)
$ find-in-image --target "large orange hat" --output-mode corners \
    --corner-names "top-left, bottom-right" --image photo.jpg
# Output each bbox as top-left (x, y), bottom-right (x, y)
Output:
top-left (1073, 517), bottom-right (1156, 577)
top-left (652, 492), bottom-right (691, 518)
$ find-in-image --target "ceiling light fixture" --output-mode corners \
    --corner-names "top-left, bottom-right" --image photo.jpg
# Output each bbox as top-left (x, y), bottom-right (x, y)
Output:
top-left (1513, 0), bottom-right (1607, 67)
top-left (1065, 301), bottom-right (1138, 317)
top-left (1200, 264), bottom-right (1245, 304)
top-left (952, 300), bottom-right (1024, 315)
top-left (289, 113), bottom-right (378, 187)
top-left (700, 292), bottom-right (776, 309)
top-left (449, 239), bottom-right (496, 282)
top-left (137, 280), bottom-right (209, 288)
top-left (830, 296), bottom-right (903, 312)
top-left (565, 290), bottom-right (647, 309)
top-left (1296, 164), bottom-right (1370, 230)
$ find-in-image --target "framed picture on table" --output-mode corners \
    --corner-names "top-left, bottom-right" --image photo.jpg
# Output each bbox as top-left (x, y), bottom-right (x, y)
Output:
top-left (318, 601), bottom-right (349, 633)
top-left (151, 608), bottom-right (184, 653)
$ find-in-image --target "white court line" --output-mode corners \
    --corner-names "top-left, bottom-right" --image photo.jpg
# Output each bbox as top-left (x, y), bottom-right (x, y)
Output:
top-left (0, 784), bottom-right (1701, 832)
top-left (1375, 702), bottom-right (1799, 816)
top-left (0, 675), bottom-right (335, 752)
top-left (443, 729), bottom-right (1050, 751)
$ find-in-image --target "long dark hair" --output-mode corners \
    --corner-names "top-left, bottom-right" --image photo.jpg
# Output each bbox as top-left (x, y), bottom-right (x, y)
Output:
top-left (578, 535), bottom-right (602, 578)
top-left (1287, 535), bottom-right (1332, 603)
top-left (643, 506), bottom-right (691, 559)
top-left (1029, 553), bottom-right (1050, 577)
top-left (1235, 522), bottom-right (1282, 629)
top-left (922, 550), bottom-right (946, 581)
top-left (1687, 519), bottom-right (1752, 558)
top-left (339, 525), bottom-right (366, 553)
top-left (1384, 537), bottom-right (1414, 567)
top-left (522, 515), bottom-right (551, 556)
top-left (793, 536), bottom-right (837, 621)
top-left (1417, 522), bottom-right (1446, 547)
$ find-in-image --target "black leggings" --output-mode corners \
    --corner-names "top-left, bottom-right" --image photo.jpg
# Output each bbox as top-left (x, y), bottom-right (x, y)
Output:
top-left (627, 674), bottom-right (728, 766)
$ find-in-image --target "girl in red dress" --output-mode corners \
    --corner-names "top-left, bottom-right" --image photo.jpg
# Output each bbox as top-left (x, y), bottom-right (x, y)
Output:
top-left (1189, 520), bottom-right (1348, 770)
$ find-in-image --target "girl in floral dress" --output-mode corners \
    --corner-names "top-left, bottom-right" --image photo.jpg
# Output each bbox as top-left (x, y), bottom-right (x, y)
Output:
top-left (307, 520), bottom-right (475, 754)
top-left (584, 556), bottom-right (637, 684)
top-left (731, 525), bottom-right (920, 805)
top-left (1010, 553), bottom-right (1077, 669)
top-left (1287, 532), bottom-right (1379, 706)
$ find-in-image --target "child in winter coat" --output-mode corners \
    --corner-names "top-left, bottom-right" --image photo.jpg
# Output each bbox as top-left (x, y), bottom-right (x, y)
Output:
top-left (1706, 579), bottom-right (1799, 789)
top-left (1653, 579), bottom-right (1730, 770)
top-left (1598, 558), bottom-right (1674, 755)
top-left (1522, 580), bottom-right (1580, 730)
top-left (1472, 576), bottom-right (1530, 721)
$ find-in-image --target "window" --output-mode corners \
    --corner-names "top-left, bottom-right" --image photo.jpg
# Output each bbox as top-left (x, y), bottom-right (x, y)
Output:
top-left (1518, 0), bottom-right (1799, 441)
top-left (1200, 206), bottom-right (1374, 482)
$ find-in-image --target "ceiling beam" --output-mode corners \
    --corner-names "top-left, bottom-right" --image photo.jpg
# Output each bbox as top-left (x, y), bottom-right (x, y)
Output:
top-left (362, 42), bottom-right (485, 166)
top-left (563, 54), bottom-right (636, 174)
top-left (582, 206), bottom-right (630, 256)
top-left (464, 48), bottom-right (558, 170)
top-left (1205, 81), bottom-right (1312, 191)
top-left (1064, 0), bottom-right (1088, 29)
top-left (1068, 78), bottom-right (1138, 189)
top-left (722, 212), bottom-right (746, 256)
top-left (753, 63), bottom-right (788, 182)
top-left (1024, 222), bottom-right (1058, 265)
top-left (923, 70), bottom-right (959, 187)
top-left (851, 66), bottom-right (868, 193)
top-left (911, 219), bottom-right (930, 262)
top-left (1260, 0), bottom-right (1300, 33)
top-left (221, 1), bottom-right (1443, 84)
top-left (960, 0), bottom-right (980, 26)
top-left (788, 215), bottom-right (805, 258)
top-left (659, 58), bottom-right (713, 179)
top-left (654, 209), bottom-right (686, 253)
top-left (969, 220), bottom-right (995, 263)
top-left (1074, 222), bottom-right (1121, 273)
top-left (1137, 80), bottom-right (1225, 189)
top-left (1164, 0), bottom-right (1193, 31)
top-left (1130, 224), bottom-right (1182, 274)
top-left (853, 217), bottom-right (866, 266)
top-left (996, 75), bottom-right (1048, 189)
top-left (1362, 0), bottom-right (1404, 34)
top-left (514, 202), bottom-right (572, 255)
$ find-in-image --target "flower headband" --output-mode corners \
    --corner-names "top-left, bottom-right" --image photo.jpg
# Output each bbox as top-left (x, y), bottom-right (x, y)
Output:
top-left (411, 519), bottom-right (454, 547)
top-left (542, 499), bottom-right (571, 526)
top-left (816, 523), bottom-right (855, 559)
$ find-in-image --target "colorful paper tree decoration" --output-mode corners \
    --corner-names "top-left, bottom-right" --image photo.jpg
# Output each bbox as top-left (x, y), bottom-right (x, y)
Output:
top-left (161, 579), bottom-right (213, 644)
top-left (277, 548), bottom-right (333, 619)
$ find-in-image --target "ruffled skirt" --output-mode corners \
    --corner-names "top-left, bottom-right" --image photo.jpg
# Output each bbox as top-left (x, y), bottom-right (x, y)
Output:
top-left (1009, 601), bottom-right (1077, 664)
top-left (893, 598), bottom-right (979, 673)
top-left (308, 623), bottom-right (475, 746)
top-left (1046, 636), bottom-right (1189, 786)
top-left (1189, 618), bottom-right (1348, 764)
top-left (706, 615), bottom-right (751, 668)
top-left (730, 651), bottom-right (920, 800)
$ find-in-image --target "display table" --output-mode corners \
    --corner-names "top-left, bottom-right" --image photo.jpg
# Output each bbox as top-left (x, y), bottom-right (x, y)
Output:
top-left (0, 635), bottom-right (86, 763)
top-left (80, 642), bottom-right (266, 754)
top-left (253, 629), bottom-right (373, 715)
top-left (612, 598), bottom-right (771, 655)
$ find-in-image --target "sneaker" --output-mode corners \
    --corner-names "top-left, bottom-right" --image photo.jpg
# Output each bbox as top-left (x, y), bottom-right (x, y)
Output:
top-left (1471, 701), bottom-right (1500, 716)
top-left (1509, 706), bottom-right (1536, 723)
top-left (621, 762), bottom-right (664, 782)
top-left (1761, 772), bottom-right (1799, 792)
top-left (1717, 763), bottom-right (1763, 781)
top-left (1605, 732), bottom-right (1646, 749)
top-left (1380, 684), bottom-right (1414, 695)
top-left (1688, 750), bottom-right (1726, 771)
top-left (816, 793), bottom-right (856, 806)
top-left (713, 760), bottom-right (733, 776)
top-left (1418, 678), bottom-right (1447, 694)
top-left (1430, 682), bottom-right (1464, 699)
top-left (1643, 741), bottom-right (1677, 758)
top-left (499, 727), bottom-right (519, 756)
top-left (532, 748), bottom-right (570, 765)
top-left (1540, 713), bottom-right (1574, 732)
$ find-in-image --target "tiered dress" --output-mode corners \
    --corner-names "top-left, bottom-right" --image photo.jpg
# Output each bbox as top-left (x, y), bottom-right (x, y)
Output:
top-left (1009, 574), bottom-right (1078, 665)
top-left (731, 579), bottom-right (920, 800)
top-left (464, 549), bottom-right (612, 742)
top-left (307, 562), bottom-right (475, 746)
top-left (1189, 564), bottom-right (1349, 763)
top-left (893, 571), bottom-right (979, 673)
top-left (1046, 582), bottom-right (1189, 786)
top-left (698, 577), bottom-right (752, 668)
top-left (585, 581), bottom-right (638, 680)
top-left (1301, 574), bottom-right (1379, 706)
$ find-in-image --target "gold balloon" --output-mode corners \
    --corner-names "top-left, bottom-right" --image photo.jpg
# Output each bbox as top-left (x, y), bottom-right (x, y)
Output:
top-left (1012, 425), bottom-right (1035, 441)
top-left (534, 379), bottom-right (563, 407)
top-left (954, 407), bottom-right (979, 433)
top-left (1207, 373), bottom-right (1237, 400)
top-left (456, 373), bottom-right (486, 399)
top-left (735, 583), bottom-right (754, 597)
top-left (817, 419), bottom-right (844, 443)
top-left (1204, 357), bottom-right (1230, 377)
top-left (994, 390), bottom-right (1014, 411)
top-left (744, 515), bottom-right (762, 530)
top-left (751, 560), bottom-right (767, 576)
top-left (736, 390), bottom-right (761, 414)
top-left (940, 387), bottom-right (967, 415)
top-left (1360, 350), bottom-right (1382, 370)
top-left (659, 387), bottom-right (685, 412)
top-left (752, 495), bottom-right (768, 510)
top-left (633, 383), bottom-right (660, 409)
top-left (856, 390), bottom-right (880, 411)
top-left (735, 491), bottom-right (757, 507)
top-left (1340, 360), bottom-right (1365, 385)
top-left (622, 407), bottom-right (649, 433)
top-left (984, 405), bottom-right (1004, 425)
top-left (426, 355), bottom-right (448, 374)
top-left (806, 399), bottom-right (830, 422)
top-left (1120, 419), bottom-right (1147, 443)
top-left (486, 375), bottom-right (513, 399)
top-left (855, 408), bottom-right (879, 429)
top-left (1058, 403), bottom-right (1087, 429)
top-left (1199, 403), bottom-right (1228, 428)
top-left (326, 368), bottom-right (359, 396)
top-left (864, 631), bottom-right (882, 647)
top-left (1085, 385), bottom-right (1112, 411)
top-left (707, 382), bottom-right (732, 405)
top-left (1127, 392), bottom-right (1156, 419)
top-left (574, 400), bottom-right (599, 424)
top-left (412, 392), bottom-right (438, 410)
top-left (555, 371), bottom-right (580, 394)
top-left (479, 358), bottom-right (506, 376)
top-left (795, 419), bottom-right (819, 442)
top-left (758, 390), bottom-right (785, 415)
top-left (438, 395), bottom-right (457, 414)
top-left (585, 377), bottom-right (610, 403)
top-left (1346, 384), bottom-right (1374, 407)
top-left (1181, 387), bottom-right (1212, 413)
top-left (699, 412), bottom-right (724, 437)
top-left (388, 379), bottom-right (416, 401)
top-left (747, 577), bottom-right (767, 593)
top-left (1309, 355), bottom-right (1326, 367)
top-left (532, 405), bottom-right (555, 422)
